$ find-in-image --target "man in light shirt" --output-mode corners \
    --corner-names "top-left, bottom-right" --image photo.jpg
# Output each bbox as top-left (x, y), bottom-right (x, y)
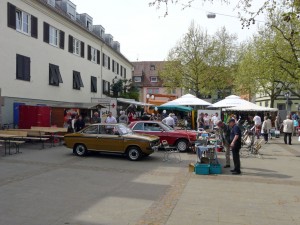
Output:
top-left (211, 113), bottom-right (220, 127)
top-left (283, 115), bottom-right (294, 145)
top-left (253, 114), bottom-right (262, 139)
top-left (105, 112), bottom-right (117, 133)
top-left (162, 114), bottom-right (175, 128)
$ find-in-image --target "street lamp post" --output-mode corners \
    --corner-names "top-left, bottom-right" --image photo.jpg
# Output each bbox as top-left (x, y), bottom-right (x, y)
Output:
top-left (284, 91), bottom-right (291, 114)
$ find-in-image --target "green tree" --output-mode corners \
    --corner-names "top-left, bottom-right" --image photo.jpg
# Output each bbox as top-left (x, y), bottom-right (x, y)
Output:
top-left (159, 22), bottom-right (237, 99)
top-left (110, 79), bottom-right (140, 101)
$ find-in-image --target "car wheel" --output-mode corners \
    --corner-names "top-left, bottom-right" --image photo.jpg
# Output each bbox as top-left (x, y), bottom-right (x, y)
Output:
top-left (74, 144), bottom-right (87, 156)
top-left (127, 147), bottom-right (142, 161)
top-left (176, 139), bottom-right (188, 152)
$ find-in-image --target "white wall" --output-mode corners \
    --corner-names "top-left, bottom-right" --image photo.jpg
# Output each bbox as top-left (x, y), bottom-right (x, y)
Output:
top-left (0, 0), bottom-right (132, 104)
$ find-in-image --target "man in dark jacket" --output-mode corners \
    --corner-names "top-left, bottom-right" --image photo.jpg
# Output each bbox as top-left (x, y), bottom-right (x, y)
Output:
top-left (75, 115), bottom-right (85, 132)
top-left (229, 119), bottom-right (242, 175)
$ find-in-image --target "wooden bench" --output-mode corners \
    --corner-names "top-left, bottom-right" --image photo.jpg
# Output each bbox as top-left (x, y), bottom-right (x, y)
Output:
top-left (31, 127), bottom-right (67, 146)
top-left (0, 130), bottom-right (27, 155)
top-left (7, 129), bottom-right (50, 149)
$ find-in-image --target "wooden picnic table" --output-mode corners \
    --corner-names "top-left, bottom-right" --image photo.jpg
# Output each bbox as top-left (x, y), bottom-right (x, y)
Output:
top-left (0, 133), bottom-right (25, 155)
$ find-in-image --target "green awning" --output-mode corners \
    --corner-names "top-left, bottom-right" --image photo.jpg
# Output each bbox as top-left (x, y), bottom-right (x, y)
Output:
top-left (157, 105), bottom-right (193, 112)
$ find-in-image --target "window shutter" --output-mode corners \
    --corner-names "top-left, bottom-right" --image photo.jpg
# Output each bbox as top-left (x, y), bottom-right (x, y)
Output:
top-left (59, 30), bottom-right (65, 49)
top-left (7, 3), bottom-right (16, 29)
top-left (80, 41), bottom-right (85, 58)
top-left (16, 54), bottom-right (23, 79)
top-left (124, 69), bottom-right (126, 78)
top-left (117, 63), bottom-right (119, 74)
top-left (68, 35), bottom-right (73, 53)
top-left (120, 66), bottom-right (123, 76)
top-left (91, 76), bottom-right (97, 92)
top-left (43, 22), bottom-right (49, 43)
top-left (108, 82), bottom-right (111, 94)
top-left (97, 50), bottom-right (100, 65)
top-left (112, 60), bottom-right (115, 72)
top-left (31, 16), bottom-right (38, 38)
top-left (56, 66), bottom-right (63, 83)
top-left (102, 80), bottom-right (105, 94)
top-left (108, 57), bottom-right (111, 70)
top-left (102, 53), bottom-right (105, 66)
top-left (87, 45), bottom-right (91, 61)
top-left (24, 56), bottom-right (31, 81)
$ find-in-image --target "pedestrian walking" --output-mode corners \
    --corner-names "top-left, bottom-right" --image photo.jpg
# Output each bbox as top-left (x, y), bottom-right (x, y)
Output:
top-left (283, 115), bottom-right (294, 145)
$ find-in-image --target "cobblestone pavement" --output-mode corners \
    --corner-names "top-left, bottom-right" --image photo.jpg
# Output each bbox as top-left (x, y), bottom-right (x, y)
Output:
top-left (0, 136), bottom-right (299, 225)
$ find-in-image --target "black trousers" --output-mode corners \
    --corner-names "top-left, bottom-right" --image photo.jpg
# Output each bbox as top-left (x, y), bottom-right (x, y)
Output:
top-left (232, 145), bottom-right (241, 173)
top-left (263, 133), bottom-right (268, 142)
top-left (284, 133), bottom-right (292, 144)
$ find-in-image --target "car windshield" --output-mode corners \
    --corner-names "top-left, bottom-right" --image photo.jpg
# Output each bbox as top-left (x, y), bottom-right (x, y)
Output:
top-left (118, 124), bottom-right (133, 135)
top-left (160, 123), bottom-right (174, 131)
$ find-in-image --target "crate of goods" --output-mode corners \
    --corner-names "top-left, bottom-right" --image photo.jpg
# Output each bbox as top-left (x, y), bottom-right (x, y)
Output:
top-left (209, 164), bottom-right (222, 174)
top-left (270, 129), bottom-right (275, 137)
top-left (195, 163), bottom-right (210, 175)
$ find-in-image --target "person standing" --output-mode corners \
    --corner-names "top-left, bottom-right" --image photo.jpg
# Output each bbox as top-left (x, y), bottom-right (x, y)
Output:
top-left (217, 120), bottom-right (231, 168)
top-left (253, 113), bottom-right (262, 139)
top-left (162, 114), bottom-right (175, 128)
top-left (91, 112), bottom-right (101, 124)
top-left (197, 113), bottom-right (204, 130)
top-left (105, 112), bottom-right (117, 124)
top-left (211, 113), bottom-right (220, 127)
top-left (203, 113), bottom-right (210, 130)
top-left (118, 111), bottom-right (129, 124)
top-left (229, 119), bottom-right (242, 175)
top-left (74, 115), bottom-right (85, 132)
top-left (283, 115), bottom-right (294, 145)
top-left (261, 116), bottom-right (271, 143)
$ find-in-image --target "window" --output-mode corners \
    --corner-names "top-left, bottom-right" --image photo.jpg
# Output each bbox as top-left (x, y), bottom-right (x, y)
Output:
top-left (43, 22), bottom-right (64, 49)
top-left (132, 122), bottom-right (144, 131)
top-left (73, 71), bottom-right (84, 90)
top-left (150, 77), bottom-right (158, 82)
top-left (82, 125), bottom-right (99, 134)
top-left (150, 65), bottom-right (156, 71)
top-left (147, 88), bottom-right (159, 94)
top-left (16, 54), bottom-right (30, 81)
top-left (49, 64), bottom-right (63, 86)
top-left (112, 60), bottom-right (118, 74)
top-left (102, 53), bottom-right (110, 69)
top-left (49, 26), bottom-right (59, 47)
top-left (102, 80), bottom-right (110, 94)
top-left (69, 35), bottom-right (84, 57)
top-left (7, 3), bottom-right (38, 38)
top-left (134, 77), bottom-right (141, 82)
top-left (120, 65), bottom-right (123, 76)
top-left (73, 38), bottom-right (81, 55)
top-left (91, 76), bottom-right (97, 93)
top-left (16, 9), bottom-right (30, 34)
top-left (124, 68), bottom-right (126, 78)
top-left (88, 45), bottom-right (100, 64)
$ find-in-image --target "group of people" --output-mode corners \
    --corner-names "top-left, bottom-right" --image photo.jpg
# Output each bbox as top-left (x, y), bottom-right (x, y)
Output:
top-left (197, 112), bottom-right (221, 130)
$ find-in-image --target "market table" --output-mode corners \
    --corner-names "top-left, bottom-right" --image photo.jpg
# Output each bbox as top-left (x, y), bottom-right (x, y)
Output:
top-left (0, 134), bottom-right (23, 155)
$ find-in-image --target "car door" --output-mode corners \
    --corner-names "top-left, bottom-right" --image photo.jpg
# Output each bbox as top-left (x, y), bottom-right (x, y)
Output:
top-left (96, 125), bottom-right (124, 153)
top-left (79, 125), bottom-right (99, 150)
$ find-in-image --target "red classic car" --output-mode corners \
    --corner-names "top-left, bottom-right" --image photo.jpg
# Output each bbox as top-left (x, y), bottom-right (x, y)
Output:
top-left (129, 121), bottom-right (197, 152)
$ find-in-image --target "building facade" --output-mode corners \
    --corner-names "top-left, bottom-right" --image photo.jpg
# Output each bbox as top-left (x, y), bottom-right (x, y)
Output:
top-left (0, 0), bottom-right (133, 126)
top-left (132, 61), bottom-right (183, 105)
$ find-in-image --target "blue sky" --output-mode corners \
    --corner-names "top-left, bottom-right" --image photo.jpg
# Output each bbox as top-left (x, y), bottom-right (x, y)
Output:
top-left (71, 0), bottom-right (265, 61)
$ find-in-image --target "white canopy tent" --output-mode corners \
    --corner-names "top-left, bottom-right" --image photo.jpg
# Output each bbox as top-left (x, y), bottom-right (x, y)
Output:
top-left (224, 101), bottom-right (278, 112)
top-left (160, 94), bottom-right (212, 106)
top-left (117, 98), bottom-right (154, 106)
top-left (209, 95), bottom-right (250, 108)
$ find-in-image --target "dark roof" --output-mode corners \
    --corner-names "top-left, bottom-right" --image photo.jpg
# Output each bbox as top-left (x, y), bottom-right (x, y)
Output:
top-left (37, 0), bottom-right (133, 66)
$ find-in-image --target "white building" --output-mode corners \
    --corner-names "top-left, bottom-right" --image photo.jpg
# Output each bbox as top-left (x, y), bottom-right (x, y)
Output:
top-left (0, 0), bottom-right (133, 126)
